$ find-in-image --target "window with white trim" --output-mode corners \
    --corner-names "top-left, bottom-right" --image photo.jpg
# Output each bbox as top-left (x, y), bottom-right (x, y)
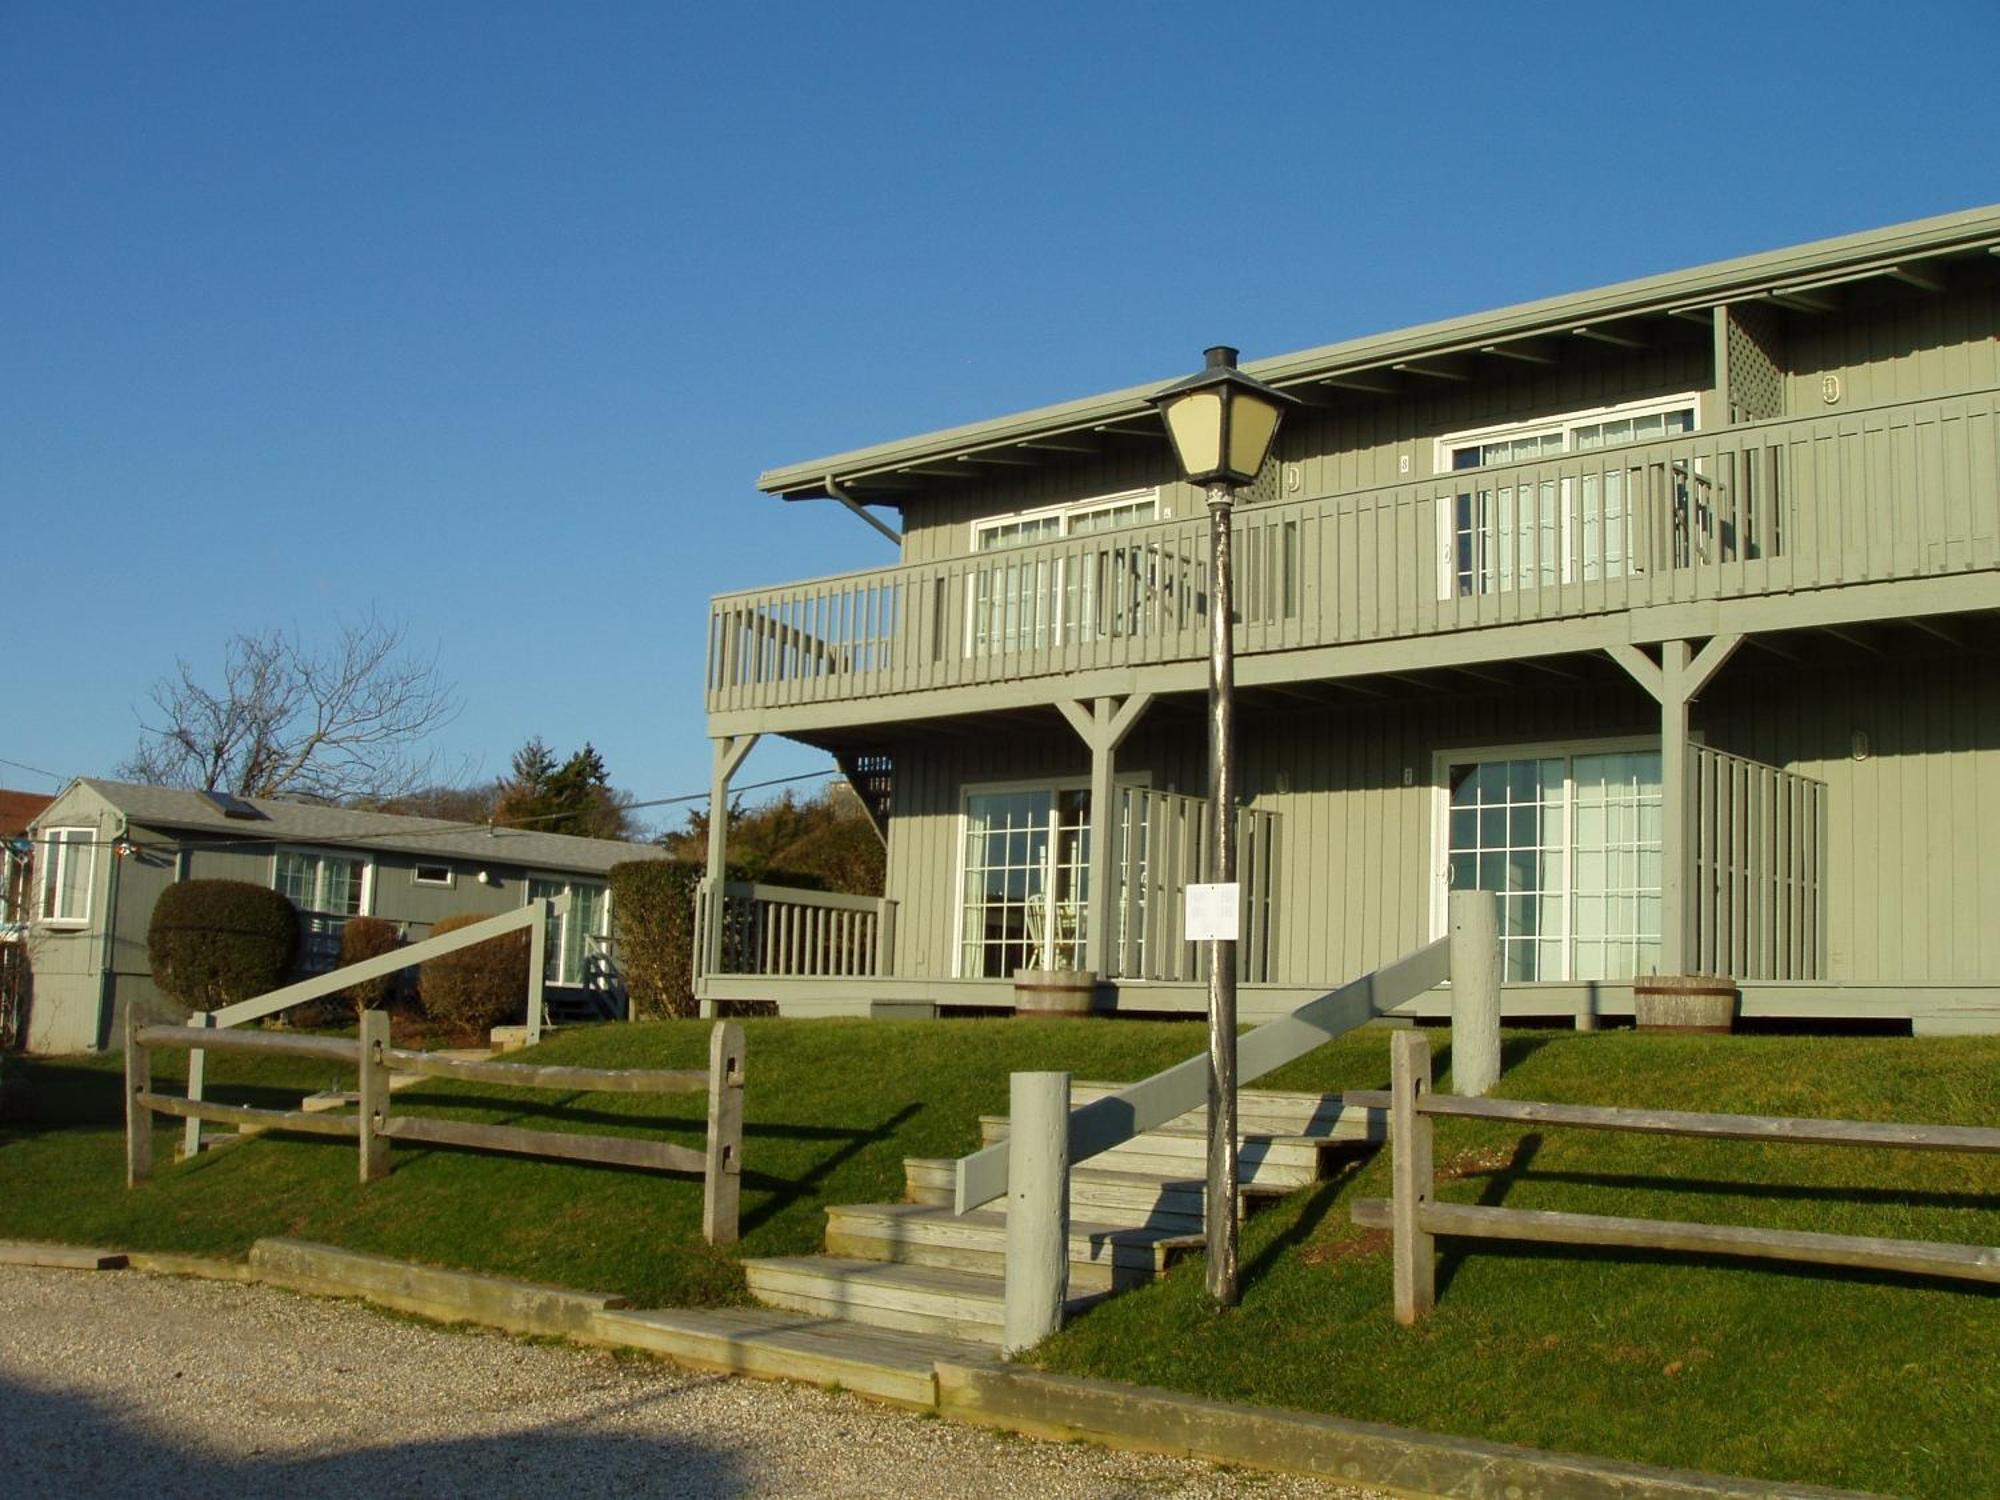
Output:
top-left (413, 862), bottom-right (454, 887)
top-left (528, 877), bottom-right (610, 986)
top-left (966, 489), bottom-right (1163, 656)
top-left (273, 848), bottom-right (370, 916)
top-left (1436, 393), bottom-right (1699, 598)
top-left (1437, 746), bottom-right (1663, 981)
top-left (37, 827), bottom-right (96, 926)
top-left (958, 786), bottom-right (1094, 977)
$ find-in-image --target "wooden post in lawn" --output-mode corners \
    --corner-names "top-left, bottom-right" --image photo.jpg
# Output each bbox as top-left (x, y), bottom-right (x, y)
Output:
top-left (702, 1021), bottom-right (745, 1246)
top-left (357, 1009), bottom-right (391, 1184)
top-left (1390, 1029), bottom-right (1435, 1325)
top-left (1003, 1070), bottom-right (1071, 1356)
top-left (181, 1010), bottom-right (214, 1160)
top-left (1449, 889), bottom-right (1502, 1097)
top-left (124, 1004), bottom-right (152, 1187)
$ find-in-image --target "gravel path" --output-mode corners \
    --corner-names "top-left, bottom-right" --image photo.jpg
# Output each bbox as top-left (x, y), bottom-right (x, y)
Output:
top-left (0, 1267), bottom-right (1389, 1499)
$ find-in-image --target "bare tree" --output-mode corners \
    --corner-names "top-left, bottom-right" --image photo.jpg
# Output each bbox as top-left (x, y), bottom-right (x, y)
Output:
top-left (120, 617), bottom-right (460, 803)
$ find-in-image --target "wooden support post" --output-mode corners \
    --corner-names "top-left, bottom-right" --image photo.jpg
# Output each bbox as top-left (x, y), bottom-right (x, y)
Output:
top-left (1449, 890), bottom-right (1501, 1096)
top-left (1658, 640), bottom-right (1693, 976)
top-left (124, 1003), bottom-right (152, 1187)
top-left (701, 735), bottom-right (759, 1010)
top-left (1390, 1030), bottom-right (1435, 1325)
top-left (1059, 695), bottom-right (1151, 977)
top-left (702, 1021), bottom-right (746, 1246)
top-left (357, 1009), bottom-right (391, 1184)
top-left (181, 1010), bottom-right (213, 1160)
top-left (1002, 1070), bottom-right (1070, 1355)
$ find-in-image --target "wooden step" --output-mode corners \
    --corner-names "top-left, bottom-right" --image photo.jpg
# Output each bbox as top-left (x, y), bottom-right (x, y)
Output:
top-left (742, 1257), bottom-right (1021, 1344)
top-left (903, 1157), bottom-right (1220, 1229)
top-left (1072, 1081), bottom-right (1387, 1142)
top-left (978, 1116), bottom-right (1330, 1189)
top-left (593, 1304), bottom-right (996, 1408)
top-left (824, 1202), bottom-right (1200, 1292)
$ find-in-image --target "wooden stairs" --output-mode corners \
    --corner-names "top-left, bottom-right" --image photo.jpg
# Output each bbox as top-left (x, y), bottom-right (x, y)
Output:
top-left (740, 1082), bottom-right (1385, 1346)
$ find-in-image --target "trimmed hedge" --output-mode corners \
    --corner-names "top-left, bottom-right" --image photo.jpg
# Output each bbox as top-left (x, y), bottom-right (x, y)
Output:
top-left (147, 880), bottom-right (298, 1010)
top-left (336, 916), bottom-right (401, 1016)
top-left (419, 913), bottom-right (529, 1034)
top-left (608, 860), bottom-right (702, 1019)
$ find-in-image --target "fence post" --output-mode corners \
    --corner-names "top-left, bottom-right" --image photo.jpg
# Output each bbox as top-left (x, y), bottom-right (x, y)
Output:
top-left (1449, 889), bottom-right (1501, 1097)
top-left (702, 1021), bottom-right (745, 1245)
top-left (182, 1010), bottom-right (213, 1160)
top-left (124, 1004), bottom-right (152, 1187)
top-left (357, 1009), bottom-right (391, 1184)
top-left (1390, 1029), bottom-right (1435, 1325)
top-left (1003, 1070), bottom-right (1070, 1356)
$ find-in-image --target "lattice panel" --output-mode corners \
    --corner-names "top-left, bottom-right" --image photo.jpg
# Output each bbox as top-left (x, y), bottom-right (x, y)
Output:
top-left (1725, 303), bottom-right (1786, 422)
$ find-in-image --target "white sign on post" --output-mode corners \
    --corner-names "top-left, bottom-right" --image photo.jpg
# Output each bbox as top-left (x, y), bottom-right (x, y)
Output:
top-left (1183, 882), bottom-right (1241, 942)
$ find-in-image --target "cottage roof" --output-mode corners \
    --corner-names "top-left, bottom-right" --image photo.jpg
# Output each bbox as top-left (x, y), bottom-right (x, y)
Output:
top-left (759, 202), bottom-right (2000, 503)
top-left (47, 779), bottom-right (667, 876)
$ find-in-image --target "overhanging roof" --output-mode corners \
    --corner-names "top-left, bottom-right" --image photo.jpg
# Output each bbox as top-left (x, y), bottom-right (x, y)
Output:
top-left (759, 203), bottom-right (2000, 503)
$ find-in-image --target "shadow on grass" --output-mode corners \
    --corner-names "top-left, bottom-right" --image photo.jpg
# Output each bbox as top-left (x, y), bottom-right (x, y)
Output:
top-left (1436, 1131), bottom-right (1543, 1298)
top-left (1470, 1167), bottom-right (2000, 1215)
top-left (737, 1101), bottom-right (924, 1237)
top-left (1427, 1032), bottom-right (1559, 1092)
top-left (1241, 1155), bottom-right (1368, 1290)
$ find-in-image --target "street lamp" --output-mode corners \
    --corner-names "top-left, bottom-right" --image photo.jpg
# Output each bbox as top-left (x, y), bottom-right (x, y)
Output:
top-left (1148, 345), bottom-right (1298, 1307)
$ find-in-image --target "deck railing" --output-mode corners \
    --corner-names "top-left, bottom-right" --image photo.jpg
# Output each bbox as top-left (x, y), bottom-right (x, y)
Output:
top-left (1687, 745), bottom-right (1827, 981)
top-left (708, 388), bottom-right (2000, 716)
top-left (697, 880), bottom-right (897, 979)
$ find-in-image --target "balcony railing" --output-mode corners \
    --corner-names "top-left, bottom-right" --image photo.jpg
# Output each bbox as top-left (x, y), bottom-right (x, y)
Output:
top-left (708, 389), bottom-right (2000, 717)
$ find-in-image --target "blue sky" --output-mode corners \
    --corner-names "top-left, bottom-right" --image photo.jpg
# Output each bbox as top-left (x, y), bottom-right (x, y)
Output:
top-left (6, 1), bottom-right (1998, 831)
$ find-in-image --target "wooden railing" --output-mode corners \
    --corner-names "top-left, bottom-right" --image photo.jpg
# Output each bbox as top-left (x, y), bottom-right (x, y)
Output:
top-left (1687, 745), bottom-right (1827, 980)
top-left (1113, 789), bottom-right (1277, 983)
top-left (124, 1010), bottom-right (747, 1244)
top-left (1353, 1031), bottom-right (2000, 1324)
top-left (697, 880), bottom-right (896, 978)
top-left (708, 389), bottom-right (2000, 716)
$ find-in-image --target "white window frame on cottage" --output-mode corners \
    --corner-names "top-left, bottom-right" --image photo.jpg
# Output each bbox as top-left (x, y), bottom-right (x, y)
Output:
top-left (964, 488), bottom-right (1164, 657)
top-left (36, 826), bottom-right (97, 928)
top-left (1433, 391), bottom-right (1701, 600)
top-left (526, 877), bottom-right (611, 987)
top-left (412, 862), bottom-right (455, 888)
top-left (271, 847), bottom-right (374, 918)
top-left (1428, 736), bottom-right (1670, 984)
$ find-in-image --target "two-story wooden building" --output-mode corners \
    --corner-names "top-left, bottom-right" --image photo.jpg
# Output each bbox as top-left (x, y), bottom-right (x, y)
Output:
top-left (697, 206), bottom-right (2000, 1035)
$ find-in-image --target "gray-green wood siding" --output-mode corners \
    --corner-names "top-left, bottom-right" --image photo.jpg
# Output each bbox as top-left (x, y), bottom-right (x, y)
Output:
top-left (880, 649), bottom-right (2000, 991)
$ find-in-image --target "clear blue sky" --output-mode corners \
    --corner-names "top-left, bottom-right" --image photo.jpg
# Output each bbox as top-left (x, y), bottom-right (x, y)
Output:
top-left (6, 1), bottom-right (1998, 831)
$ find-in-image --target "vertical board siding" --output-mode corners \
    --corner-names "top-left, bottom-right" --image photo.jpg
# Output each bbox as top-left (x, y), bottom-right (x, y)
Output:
top-left (1788, 285), bottom-right (2000, 414)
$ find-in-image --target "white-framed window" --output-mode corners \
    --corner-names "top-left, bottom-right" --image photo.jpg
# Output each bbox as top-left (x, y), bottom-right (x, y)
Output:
top-left (1435, 392), bottom-right (1701, 599)
top-left (966, 488), bottom-right (1165, 656)
top-left (527, 877), bottom-right (610, 987)
top-left (413, 862), bottom-right (454, 887)
top-left (1431, 740), bottom-right (1664, 982)
top-left (273, 848), bottom-right (372, 917)
top-left (37, 827), bottom-right (96, 927)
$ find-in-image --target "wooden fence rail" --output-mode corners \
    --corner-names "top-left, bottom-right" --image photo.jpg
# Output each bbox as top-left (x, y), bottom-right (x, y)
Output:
top-left (1353, 1030), bottom-right (2000, 1323)
top-left (124, 1011), bottom-right (747, 1245)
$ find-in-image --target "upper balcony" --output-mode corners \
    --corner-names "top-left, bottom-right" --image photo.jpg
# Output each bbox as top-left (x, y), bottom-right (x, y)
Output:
top-left (707, 388), bottom-right (2000, 736)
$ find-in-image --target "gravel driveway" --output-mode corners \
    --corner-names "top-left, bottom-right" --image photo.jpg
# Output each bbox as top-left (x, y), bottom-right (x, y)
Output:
top-left (0, 1267), bottom-right (1388, 1499)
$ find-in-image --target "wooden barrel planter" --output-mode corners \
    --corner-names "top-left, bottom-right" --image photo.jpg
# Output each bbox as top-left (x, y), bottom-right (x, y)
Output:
top-left (1013, 969), bottom-right (1099, 1018)
top-left (1633, 975), bottom-right (1740, 1033)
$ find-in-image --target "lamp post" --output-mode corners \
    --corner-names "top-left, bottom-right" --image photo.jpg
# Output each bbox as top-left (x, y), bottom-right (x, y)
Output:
top-left (1148, 345), bottom-right (1299, 1307)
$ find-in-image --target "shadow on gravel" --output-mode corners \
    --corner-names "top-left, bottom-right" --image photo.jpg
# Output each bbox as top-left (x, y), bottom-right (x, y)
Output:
top-left (0, 1373), bottom-right (752, 1498)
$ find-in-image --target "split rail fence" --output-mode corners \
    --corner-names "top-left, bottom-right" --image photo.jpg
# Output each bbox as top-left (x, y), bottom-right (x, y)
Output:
top-left (124, 1010), bottom-right (747, 1245)
top-left (1352, 1029), bottom-right (2000, 1323)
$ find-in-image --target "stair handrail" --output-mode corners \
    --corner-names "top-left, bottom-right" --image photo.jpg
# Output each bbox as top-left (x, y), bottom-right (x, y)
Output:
top-left (954, 932), bottom-right (1452, 1215)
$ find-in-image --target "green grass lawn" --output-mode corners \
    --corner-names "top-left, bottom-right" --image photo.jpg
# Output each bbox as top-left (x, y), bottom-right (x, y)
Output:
top-left (2, 1019), bottom-right (1994, 1496)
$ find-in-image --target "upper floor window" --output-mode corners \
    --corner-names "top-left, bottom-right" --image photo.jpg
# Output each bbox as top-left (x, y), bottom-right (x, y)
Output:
top-left (970, 489), bottom-right (1159, 552)
top-left (37, 827), bottom-right (96, 926)
top-left (274, 848), bottom-right (370, 916)
top-left (1436, 393), bottom-right (1699, 598)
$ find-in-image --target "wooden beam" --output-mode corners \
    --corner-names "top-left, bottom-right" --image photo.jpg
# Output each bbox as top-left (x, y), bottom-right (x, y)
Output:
top-left (1887, 262), bottom-right (1946, 293)
top-left (1823, 622), bottom-right (1887, 656)
top-left (1018, 438), bottom-right (1097, 454)
top-left (1478, 340), bottom-right (1557, 365)
top-left (378, 1114), bottom-right (707, 1174)
top-left (1449, 663), bottom-right (1517, 689)
top-left (1572, 323), bottom-right (1648, 349)
top-left (1909, 615), bottom-right (1966, 647)
top-left (1605, 642), bottom-right (1664, 703)
top-left (137, 1092), bottom-right (362, 1139)
top-left (1093, 424), bottom-right (1166, 442)
top-left (1393, 356), bottom-right (1473, 382)
top-left (1766, 287), bottom-right (1838, 315)
top-left (1320, 371), bottom-right (1400, 396)
top-left (959, 452), bottom-right (1038, 468)
top-left (382, 1049), bottom-right (707, 1094)
top-left (899, 464), bottom-right (978, 480)
top-left (138, 1025), bottom-right (359, 1065)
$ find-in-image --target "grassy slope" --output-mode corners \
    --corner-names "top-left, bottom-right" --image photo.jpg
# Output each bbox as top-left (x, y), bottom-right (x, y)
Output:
top-left (1042, 1030), bottom-right (2000, 1500)
top-left (2, 1021), bottom-right (1994, 1495)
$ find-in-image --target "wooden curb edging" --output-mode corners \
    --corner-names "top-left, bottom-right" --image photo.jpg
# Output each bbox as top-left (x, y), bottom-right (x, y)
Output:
top-left (0, 1240), bottom-right (1883, 1499)
top-left (931, 1363), bottom-right (1879, 1500)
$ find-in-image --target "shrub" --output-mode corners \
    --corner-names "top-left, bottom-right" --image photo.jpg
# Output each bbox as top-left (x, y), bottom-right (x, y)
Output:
top-left (608, 859), bottom-right (703, 1019)
top-left (337, 916), bottom-right (402, 1017)
top-left (148, 880), bottom-right (298, 1011)
top-left (419, 912), bottom-right (529, 1034)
